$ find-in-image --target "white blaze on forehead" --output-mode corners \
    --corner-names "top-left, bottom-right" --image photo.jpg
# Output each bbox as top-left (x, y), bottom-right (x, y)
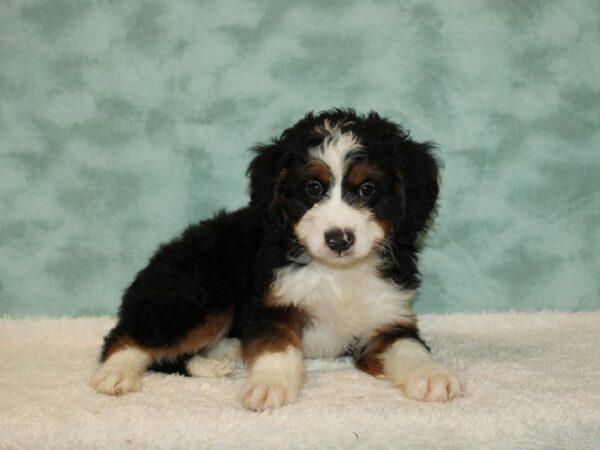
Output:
top-left (308, 124), bottom-right (362, 184)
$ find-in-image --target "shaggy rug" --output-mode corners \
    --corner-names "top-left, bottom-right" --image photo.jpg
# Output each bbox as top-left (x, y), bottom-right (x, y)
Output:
top-left (1, 312), bottom-right (599, 449)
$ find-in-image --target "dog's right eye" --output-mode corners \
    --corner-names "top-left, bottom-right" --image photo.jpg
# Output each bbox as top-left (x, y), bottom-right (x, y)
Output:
top-left (306, 181), bottom-right (324, 198)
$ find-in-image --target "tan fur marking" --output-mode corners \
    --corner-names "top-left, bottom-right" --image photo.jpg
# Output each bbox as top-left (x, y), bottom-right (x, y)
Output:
top-left (243, 292), bottom-right (309, 364)
top-left (355, 320), bottom-right (417, 377)
top-left (149, 307), bottom-right (234, 361)
top-left (377, 220), bottom-right (393, 235)
top-left (347, 161), bottom-right (382, 187)
top-left (102, 307), bottom-right (234, 363)
top-left (306, 160), bottom-right (333, 185)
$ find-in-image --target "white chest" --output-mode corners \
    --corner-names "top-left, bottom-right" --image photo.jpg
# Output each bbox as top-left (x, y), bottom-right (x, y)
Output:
top-left (272, 258), bottom-right (415, 359)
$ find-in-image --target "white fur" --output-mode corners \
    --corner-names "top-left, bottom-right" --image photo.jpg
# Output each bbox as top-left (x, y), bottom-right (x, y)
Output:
top-left (273, 255), bottom-right (415, 358)
top-left (186, 356), bottom-right (234, 378)
top-left (381, 339), bottom-right (463, 402)
top-left (187, 338), bottom-right (241, 378)
top-left (240, 345), bottom-right (304, 411)
top-left (309, 126), bottom-right (361, 183)
top-left (90, 347), bottom-right (151, 395)
top-left (297, 128), bottom-right (383, 264)
top-left (205, 337), bottom-right (241, 361)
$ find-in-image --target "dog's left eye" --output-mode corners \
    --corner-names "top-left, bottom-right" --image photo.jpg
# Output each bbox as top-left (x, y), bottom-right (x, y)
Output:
top-left (306, 181), bottom-right (324, 198)
top-left (358, 182), bottom-right (375, 197)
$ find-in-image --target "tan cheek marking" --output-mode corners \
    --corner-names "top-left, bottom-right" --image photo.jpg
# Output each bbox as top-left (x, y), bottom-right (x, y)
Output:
top-left (376, 219), bottom-right (393, 235)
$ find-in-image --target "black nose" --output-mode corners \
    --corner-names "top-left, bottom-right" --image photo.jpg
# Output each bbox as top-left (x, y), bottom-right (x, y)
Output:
top-left (324, 228), bottom-right (355, 253)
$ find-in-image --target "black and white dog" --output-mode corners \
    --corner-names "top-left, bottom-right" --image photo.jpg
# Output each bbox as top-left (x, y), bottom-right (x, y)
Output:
top-left (91, 109), bottom-right (462, 410)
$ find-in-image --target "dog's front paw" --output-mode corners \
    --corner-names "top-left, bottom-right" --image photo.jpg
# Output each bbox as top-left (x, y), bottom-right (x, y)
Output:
top-left (90, 363), bottom-right (143, 395)
top-left (239, 345), bottom-right (304, 411)
top-left (400, 363), bottom-right (462, 402)
top-left (240, 380), bottom-right (300, 411)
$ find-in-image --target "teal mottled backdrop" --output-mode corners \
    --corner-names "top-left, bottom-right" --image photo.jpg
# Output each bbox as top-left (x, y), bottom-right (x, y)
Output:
top-left (1, 0), bottom-right (599, 316)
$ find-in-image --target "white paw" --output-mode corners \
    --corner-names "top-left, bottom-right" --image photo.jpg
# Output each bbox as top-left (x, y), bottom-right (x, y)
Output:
top-left (240, 380), bottom-right (299, 411)
top-left (401, 363), bottom-right (463, 402)
top-left (186, 356), bottom-right (234, 378)
top-left (90, 347), bottom-right (150, 396)
top-left (239, 345), bottom-right (304, 411)
top-left (90, 363), bottom-right (142, 395)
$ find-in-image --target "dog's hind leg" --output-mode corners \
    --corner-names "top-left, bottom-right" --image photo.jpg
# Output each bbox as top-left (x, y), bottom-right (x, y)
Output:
top-left (91, 307), bottom-right (234, 395)
top-left (90, 340), bottom-right (152, 395)
top-left (186, 338), bottom-right (241, 378)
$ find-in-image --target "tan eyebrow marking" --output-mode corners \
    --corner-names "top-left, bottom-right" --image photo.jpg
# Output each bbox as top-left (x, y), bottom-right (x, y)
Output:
top-left (346, 161), bottom-right (383, 187)
top-left (306, 159), bottom-right (333, 185)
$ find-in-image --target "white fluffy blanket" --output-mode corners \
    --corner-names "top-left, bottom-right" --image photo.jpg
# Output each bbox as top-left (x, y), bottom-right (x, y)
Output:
top-left (1, 312), bottom-right (599, 449)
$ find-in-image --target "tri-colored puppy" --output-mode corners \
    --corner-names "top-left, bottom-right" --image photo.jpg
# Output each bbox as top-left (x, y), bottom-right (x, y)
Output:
top-left (91, 109), bottom-right (462, 410)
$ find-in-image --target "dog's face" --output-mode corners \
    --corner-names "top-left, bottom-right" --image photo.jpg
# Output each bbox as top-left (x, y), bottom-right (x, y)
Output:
top-left (248, 110), bottom-right (439, 266)
top-left (283, 124), bottom-right (394, 265)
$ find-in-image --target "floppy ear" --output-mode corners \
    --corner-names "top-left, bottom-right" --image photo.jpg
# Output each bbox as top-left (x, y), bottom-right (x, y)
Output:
top-left (246, 142), bottom-right (289, 214)
top-left (392, 137), bottom-right (440, 244)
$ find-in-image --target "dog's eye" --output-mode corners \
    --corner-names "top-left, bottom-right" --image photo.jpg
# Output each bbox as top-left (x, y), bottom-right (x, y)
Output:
top-left (358, 182), bottom-right (375, 197)
top-left (306, 181), bottom-right (324, 198)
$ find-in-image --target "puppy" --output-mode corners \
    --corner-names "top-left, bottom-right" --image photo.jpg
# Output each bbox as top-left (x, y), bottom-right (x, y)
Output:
top-left (91, 109), bottom-right (462, 410)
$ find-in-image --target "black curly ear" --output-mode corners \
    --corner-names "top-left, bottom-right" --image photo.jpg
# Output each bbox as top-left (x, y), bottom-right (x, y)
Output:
top-left (392, 138), bottom-right (440, 244)
top-left (246, 142), bottom-right (288, 213)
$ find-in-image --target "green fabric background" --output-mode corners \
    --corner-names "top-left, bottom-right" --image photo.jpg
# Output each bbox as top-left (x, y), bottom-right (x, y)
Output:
top-left (1, 0), bottom-right (599, 316)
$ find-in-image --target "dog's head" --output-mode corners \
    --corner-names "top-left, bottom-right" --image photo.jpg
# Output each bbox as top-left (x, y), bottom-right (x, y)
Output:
top-left (248, 109), bottom-right (439, 266)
